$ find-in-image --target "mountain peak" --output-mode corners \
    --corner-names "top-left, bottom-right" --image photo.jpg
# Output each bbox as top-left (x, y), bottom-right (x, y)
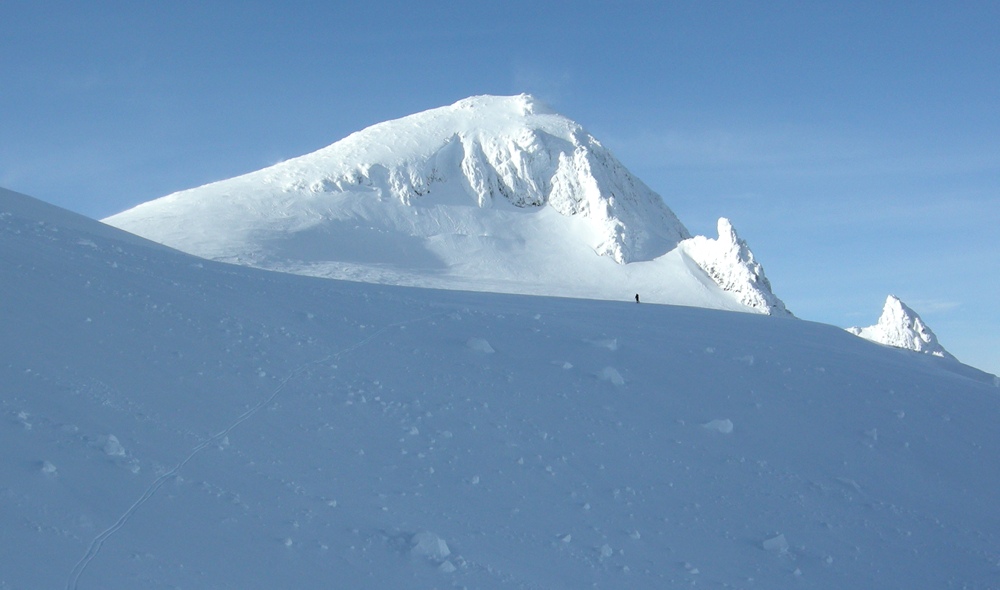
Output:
top-left (679, 218), bottom-right (791, 315)
top-left (847, 295), bottom-right (954, 359)
top-left (104, 96), bottom-right (786, 315)
top-left (450, 93), bottom-right (555, 117)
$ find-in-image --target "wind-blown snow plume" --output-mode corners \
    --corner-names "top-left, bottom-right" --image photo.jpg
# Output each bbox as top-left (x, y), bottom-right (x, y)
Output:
top-left (847, 295), bottom-right (954, 359)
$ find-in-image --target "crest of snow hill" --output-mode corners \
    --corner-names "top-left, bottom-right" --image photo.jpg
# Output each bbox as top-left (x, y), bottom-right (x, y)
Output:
top-left (847, 295), bottom-right (955, 359)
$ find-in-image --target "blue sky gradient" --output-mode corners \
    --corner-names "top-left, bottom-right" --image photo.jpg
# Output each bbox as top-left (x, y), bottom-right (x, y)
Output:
top-left (2, 1), bottom-right (997, 373)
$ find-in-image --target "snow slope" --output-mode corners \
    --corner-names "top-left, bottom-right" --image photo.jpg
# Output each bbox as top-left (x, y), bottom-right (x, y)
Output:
top-left (848, 295), bottom-right (955, 359)
top-left (4, 188), bottom-right (1000, 589)
top-left (104, 95), bottom-right (787, 314)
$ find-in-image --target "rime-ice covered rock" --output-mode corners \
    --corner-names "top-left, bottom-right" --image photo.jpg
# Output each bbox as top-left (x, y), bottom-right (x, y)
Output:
top-left (680, 218), bottom-right (790, 316)
top-left (847, 295), bottom-right (954, 359)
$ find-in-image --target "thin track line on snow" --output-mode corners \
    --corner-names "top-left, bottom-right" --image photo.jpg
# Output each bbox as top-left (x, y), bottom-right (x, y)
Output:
top-left (66, 313), bottom-right (439, 590)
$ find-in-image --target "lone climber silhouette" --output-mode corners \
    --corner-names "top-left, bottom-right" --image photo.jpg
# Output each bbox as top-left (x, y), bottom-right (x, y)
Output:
top-left (635, 294), bottom-right (640, 303)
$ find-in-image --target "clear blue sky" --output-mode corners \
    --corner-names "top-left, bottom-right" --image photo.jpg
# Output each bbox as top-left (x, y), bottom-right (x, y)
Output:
top-left (2, 1), bottom-right (998, 374)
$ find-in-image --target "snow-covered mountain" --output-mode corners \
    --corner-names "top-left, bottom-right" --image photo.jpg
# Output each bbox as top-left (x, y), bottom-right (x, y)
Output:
top-left (847, 295), bottom-right (954, 359)
top-left (4, 188), bottom-right (1000, 589)
top-left (104, 94), bottom-right (788, 314)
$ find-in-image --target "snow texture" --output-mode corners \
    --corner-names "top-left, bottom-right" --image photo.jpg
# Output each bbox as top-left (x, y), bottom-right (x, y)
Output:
top-left (104, 95), bottom-right (784, 315)
top-left (4, 187), bottom-right (1000, 589)
top-left (847, 295), bottom-right (955, 359)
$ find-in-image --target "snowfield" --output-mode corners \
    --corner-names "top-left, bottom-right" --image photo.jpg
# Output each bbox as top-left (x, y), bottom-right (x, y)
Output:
top-left (4, 188), bottom-right (1000, 588)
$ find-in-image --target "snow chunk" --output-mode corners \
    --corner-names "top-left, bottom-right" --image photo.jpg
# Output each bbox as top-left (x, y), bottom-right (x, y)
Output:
top-left (847, 295), bottom-right (955, 359)
top-left (40, 460), bottom-right (57, 475)
top-left (680, 218), bottom-right (790, 315)
top-left (465, 337), bottom-right (495, 354)
top-left (587, 338), bottom-right (618, 351)
top-left (411, 531), bottom-right (451, 560)
top-left (702, 419), bottom-right (734, 434)
top-left (599, 366), bottom-right (625, 386)
top-left (762, 533), bottom-right (789, 554)
top-left (103, 434), bottom-right (126, 457)
top-left (438, 560), bottom-right (457, 573)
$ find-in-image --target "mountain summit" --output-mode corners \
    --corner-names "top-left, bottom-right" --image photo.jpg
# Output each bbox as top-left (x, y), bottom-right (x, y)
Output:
top-left (847, 295), bottom-right (954, 358)
top-left (105, 94), bottom-right (788, 314)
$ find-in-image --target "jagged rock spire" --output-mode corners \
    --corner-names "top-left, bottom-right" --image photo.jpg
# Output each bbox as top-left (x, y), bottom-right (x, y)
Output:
top-left (680, 218), bottom-right (791, 316)
top-left (847, 295), bottom-right (954, 359)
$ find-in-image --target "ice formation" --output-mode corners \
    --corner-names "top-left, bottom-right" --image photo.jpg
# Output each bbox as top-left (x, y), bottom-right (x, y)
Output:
top-left (847, 295), bottom-right (954, 358)
top-left (680, 218), bottom-right (791, 315)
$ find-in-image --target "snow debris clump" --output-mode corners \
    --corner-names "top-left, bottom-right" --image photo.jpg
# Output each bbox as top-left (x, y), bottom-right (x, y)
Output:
top-left (702, 419), bottom-right (734, 434)
top-left (846, 295), bottom-right (955, 359)
top-left (599, 366), bottom-right (625, 386)
top-left (680, 218), bottom-right (791, 316)
top-left (465, 337), bottom-right (495, 353)
top-left (103, 434), bottom-right (126, 457)
top-left (438, 560), bottom-right (457, 573)
top-left (586, 338), bottom-right (619, 351)
top-left (762, 533), bottom-right (789, 554)
top-left (40, 460), bottom-right (57, 475)
top-left (410, 531), bottom-right (451, 561)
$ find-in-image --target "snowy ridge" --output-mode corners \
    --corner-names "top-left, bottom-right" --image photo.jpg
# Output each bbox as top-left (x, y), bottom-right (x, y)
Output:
top-left (680, 218), bottom-right (791, 315)
top-left (847, 295), bottom-right (954, 359)
top-left (4, 188), bottom-right (1000, 589)
top-left (103, 95), bottom-right (785, 314)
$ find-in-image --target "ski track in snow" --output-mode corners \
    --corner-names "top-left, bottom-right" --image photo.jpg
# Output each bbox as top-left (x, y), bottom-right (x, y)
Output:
top-left (66, 312), bottom-right (441, 590)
